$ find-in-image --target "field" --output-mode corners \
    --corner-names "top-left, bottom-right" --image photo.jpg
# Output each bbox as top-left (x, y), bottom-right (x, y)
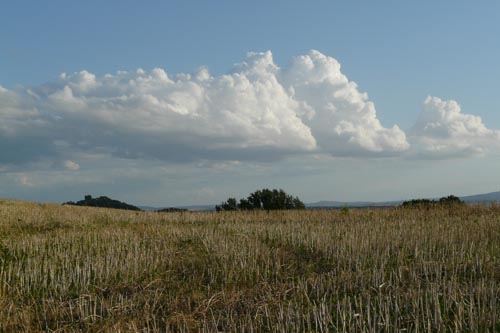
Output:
top-left (1, 200), bottom-right (500, 332)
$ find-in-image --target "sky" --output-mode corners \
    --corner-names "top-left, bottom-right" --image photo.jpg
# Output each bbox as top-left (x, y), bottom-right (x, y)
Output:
top-left (1, 1), bottom-right (500, 206)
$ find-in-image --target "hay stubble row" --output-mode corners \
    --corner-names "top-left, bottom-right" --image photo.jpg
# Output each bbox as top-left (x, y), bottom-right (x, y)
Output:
top-left (1, 200), bottom-right (500, 332)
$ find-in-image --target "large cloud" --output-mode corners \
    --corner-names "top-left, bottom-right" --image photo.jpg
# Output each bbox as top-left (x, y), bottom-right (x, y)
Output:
top-left (281, 50), bottom-right (409, 155)
top-left (409, 96), bottom-right (500, 157)
top-left (2, 50), bottom-right (411, 167)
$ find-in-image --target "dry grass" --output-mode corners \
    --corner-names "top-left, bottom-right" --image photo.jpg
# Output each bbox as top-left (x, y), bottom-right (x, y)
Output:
top-left (1, 199), bottom-right (500, 332)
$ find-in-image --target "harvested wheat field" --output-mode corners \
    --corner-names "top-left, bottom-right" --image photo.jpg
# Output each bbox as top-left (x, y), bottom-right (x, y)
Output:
top-left (1, 199), bottom-right (500, 332)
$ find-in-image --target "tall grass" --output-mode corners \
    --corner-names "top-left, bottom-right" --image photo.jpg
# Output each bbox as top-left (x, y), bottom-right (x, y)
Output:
top-left (1, 199), bottom-right (500, 332)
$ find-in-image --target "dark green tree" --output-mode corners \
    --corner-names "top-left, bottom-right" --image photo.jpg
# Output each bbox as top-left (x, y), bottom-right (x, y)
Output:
top-left (438, 195), bottom-right (463, 205)
top-left (216, 189), bottom-right (305, 211)
top-left (215, 197), bottom-right (238, 212)
top-left (238, 198), bottom-right (253, 210)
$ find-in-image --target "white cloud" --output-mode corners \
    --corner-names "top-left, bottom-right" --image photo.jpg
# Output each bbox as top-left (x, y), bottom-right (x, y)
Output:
top-left (281, 50), bottom-right (409, 155)
top-left (16, 53), bottom-right (321, 161)
top-left (409, 96), bottom-right (500, 157)
top-left (63, 160), bottom-right (80, 171)
top-left (0, 50), bottom-right (412, 166)
top-left (5, 51), bottom-right (499, 167)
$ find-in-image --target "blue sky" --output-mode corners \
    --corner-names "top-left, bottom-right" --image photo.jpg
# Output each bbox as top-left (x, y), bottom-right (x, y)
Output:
top-left (3, 1), bottom-right (500, 126)
top-left (1, 1), bottom-right (500, 206)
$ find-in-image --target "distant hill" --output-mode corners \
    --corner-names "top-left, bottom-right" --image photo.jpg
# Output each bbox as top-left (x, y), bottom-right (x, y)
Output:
top-left (306, 200), bottom-right (402, 208)
top-left (139, 204), bottom-right (215, 212)
top-left (156, 207), bottom-right (188, 213)
top-left (460, 191), bottom-right (500, 203)
top-left (64, 195), bottom-right (141, 211)
top-left (306, 191), bottom-right (500, 208)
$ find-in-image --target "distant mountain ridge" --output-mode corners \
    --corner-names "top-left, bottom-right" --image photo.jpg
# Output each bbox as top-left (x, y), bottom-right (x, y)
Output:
top-left (306, 191), bottom-right (500, 208)
top-left (109, 190), bottom-right (500, 211)
top-left (305, 200), bottom-right (402, 208)
top-left (139, 204), bottom-right (215, 211)
top-left (460, 191), bottom-right (500, 203)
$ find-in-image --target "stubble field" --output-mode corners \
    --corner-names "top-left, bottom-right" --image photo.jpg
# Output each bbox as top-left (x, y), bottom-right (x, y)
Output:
top-left (1, 200), bottom-right (500, 332)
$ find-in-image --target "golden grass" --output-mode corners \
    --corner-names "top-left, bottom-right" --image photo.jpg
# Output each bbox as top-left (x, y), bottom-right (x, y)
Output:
top-left (1, 199), bottom-right (500, 332)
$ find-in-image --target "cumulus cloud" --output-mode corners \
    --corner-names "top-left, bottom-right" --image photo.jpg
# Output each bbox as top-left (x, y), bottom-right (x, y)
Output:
top-left (409, 96), bottom-right (500, 157)
top-left (0, 50), bottom-right (411, 166)
top-left (63, 160), bottom-right (80, 171)
top-left (281, 50), bottom-right (409, 155)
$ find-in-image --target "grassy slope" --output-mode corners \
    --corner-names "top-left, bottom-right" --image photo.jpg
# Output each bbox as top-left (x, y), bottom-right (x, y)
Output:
top-left (1, 199), bottom-right (500, 332)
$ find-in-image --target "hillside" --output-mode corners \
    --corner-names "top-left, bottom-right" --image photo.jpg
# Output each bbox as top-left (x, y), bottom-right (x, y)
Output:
top-left (460, 190), bottom-right (500, 203)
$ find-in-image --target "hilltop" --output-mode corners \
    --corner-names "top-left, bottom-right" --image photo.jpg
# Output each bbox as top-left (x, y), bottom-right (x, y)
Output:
top-left (64, 195), bottom-right (141, 211)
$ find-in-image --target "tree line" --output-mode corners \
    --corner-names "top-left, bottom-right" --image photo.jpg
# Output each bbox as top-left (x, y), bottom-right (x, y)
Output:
top-left (401, 195), bottom-right (464, 208)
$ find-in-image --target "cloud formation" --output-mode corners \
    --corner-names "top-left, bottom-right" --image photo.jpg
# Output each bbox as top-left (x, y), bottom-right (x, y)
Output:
top-left (281, 50), bottom-right (409, 155)
top-left (409, 96), bottom-right (500, 157)
top-left (0, 50), bottom-right (409, 166)
top-left (1, 51), bottom-right (498, 170)
top-left (63, 160), bottom-right (80, 171)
